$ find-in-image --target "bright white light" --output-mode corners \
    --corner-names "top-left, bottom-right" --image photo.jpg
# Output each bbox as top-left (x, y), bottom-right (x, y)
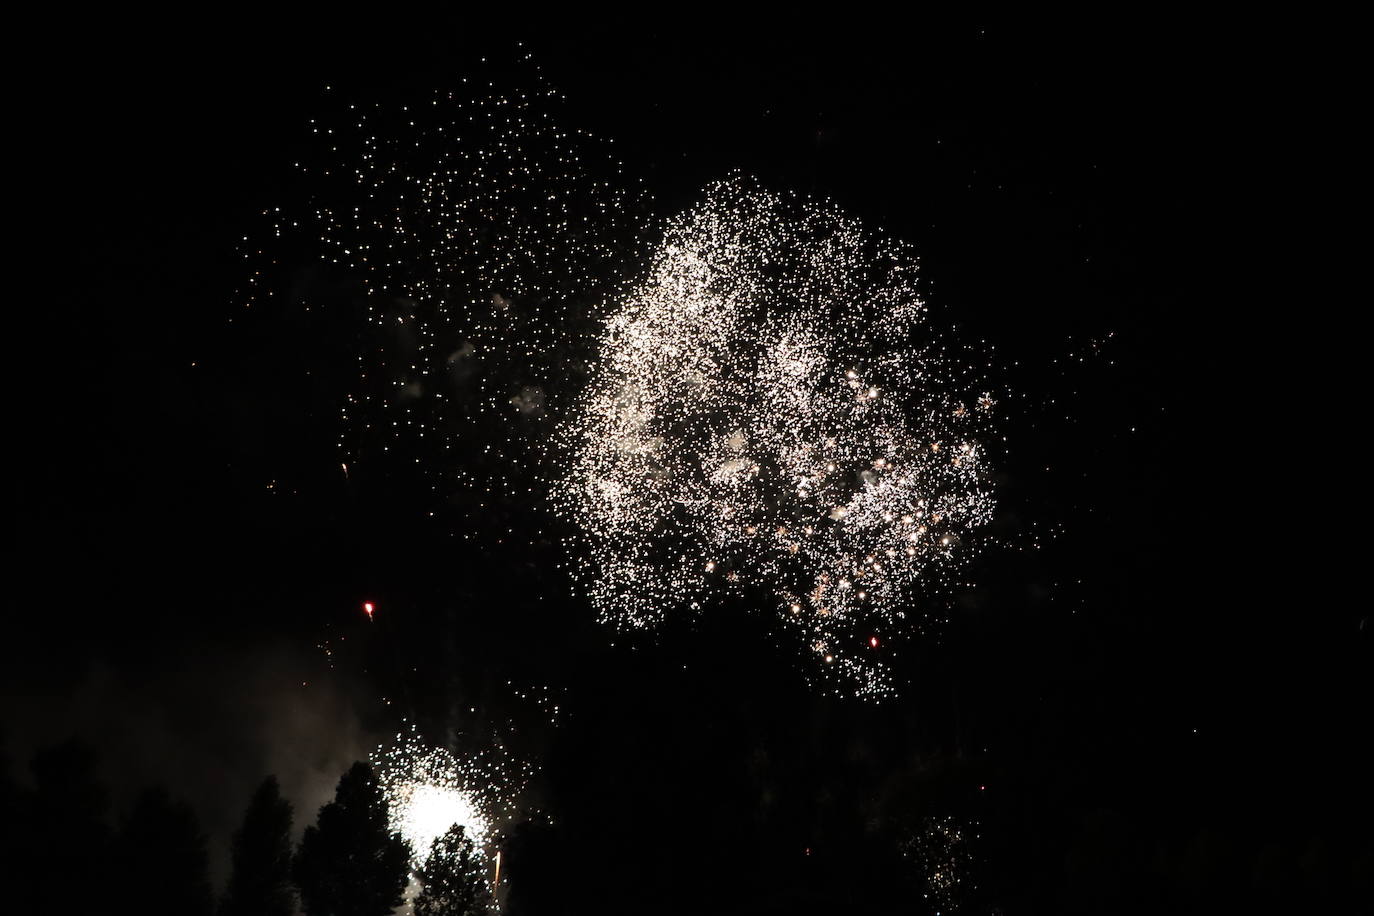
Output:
top-left (392, 781), bottom-right (490, 861)
top-left (374, 728), bottom-right (526, 868)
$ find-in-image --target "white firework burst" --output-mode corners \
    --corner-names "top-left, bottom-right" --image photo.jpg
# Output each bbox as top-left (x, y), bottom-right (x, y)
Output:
top-left (373, 727), bottom-right (527, 867)
top-left (556, 177), bottom-right (998, 697)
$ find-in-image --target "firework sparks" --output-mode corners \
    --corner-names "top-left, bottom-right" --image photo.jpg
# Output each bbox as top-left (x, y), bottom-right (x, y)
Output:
top-left (555, 177), bottom-right (998, 697)
top-left (903, 816), bottom-right (980, 912)
top-left (392, 780), bottom-right (489, 864)
top-left (372, 727), bottom-right (528, 870)
top-left (241, 62), bottom-right (646, 512)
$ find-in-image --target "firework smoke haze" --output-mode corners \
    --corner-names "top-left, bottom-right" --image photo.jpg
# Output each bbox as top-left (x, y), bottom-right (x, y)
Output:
top-left (556, 178), bottom-right (998, 697)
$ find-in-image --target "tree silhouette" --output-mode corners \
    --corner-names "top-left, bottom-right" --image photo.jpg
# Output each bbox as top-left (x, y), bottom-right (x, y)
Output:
top-left (413, 824), bottom-right (493, 916)
top-left (0, 734), bottom-right (32, 910)
top-left (112, 785), bottom-right (214, 916)
top-left (0, 731), bottom-right (13, 809)
top-left (221, 775), bottom-right (296, 916)
top-left (11, 740), bottom-right (113, 912)
top-left (294, 761), bottom-right (411, 916)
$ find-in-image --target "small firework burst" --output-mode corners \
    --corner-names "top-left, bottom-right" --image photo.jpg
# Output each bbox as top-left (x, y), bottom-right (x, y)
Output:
top-left (903, 816), bottom-right (979, 912)
top-left (372, 726), bottom-right (528, 869)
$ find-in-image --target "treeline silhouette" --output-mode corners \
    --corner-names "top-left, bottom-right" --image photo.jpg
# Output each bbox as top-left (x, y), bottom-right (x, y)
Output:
top-left (5, 733), bottom-right (1369, 913)
top-left (0, 739), bottom-right (491, 916)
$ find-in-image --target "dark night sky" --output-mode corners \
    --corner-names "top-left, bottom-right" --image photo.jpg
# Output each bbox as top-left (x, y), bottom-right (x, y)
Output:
top-left (6, 14), bottom-right (1366, 914)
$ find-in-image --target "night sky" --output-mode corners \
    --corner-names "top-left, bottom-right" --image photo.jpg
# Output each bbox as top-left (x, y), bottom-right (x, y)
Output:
top-left (6, 15), bottom-right (1367, 915)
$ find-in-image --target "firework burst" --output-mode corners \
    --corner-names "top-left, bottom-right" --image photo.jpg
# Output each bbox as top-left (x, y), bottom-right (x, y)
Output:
top-left (373, 727), bottom-right (529, 869)
top-left (241, 61), bottom-right (646, 510)
top-left (555, 177), bottom-right (998, 697)
top-left (903, 815), bottom-right (980, 912)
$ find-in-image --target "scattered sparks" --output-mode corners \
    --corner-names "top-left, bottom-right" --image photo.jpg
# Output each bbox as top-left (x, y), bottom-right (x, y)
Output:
top-left (242, 65), bottom-right (646, 514)
top-left (248, 66), bottom-right (1001, 698)
top-left (556, 178), bottom-right (998, 698)
top-left (903, 816), bottom-right (980, 912)
top-left (373, 727), bottom-right (528, 871)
